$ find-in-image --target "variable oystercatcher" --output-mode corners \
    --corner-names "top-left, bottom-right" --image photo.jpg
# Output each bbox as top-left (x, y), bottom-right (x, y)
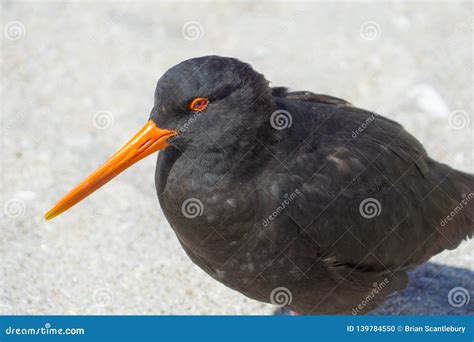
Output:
top-left (45, 56), bottom-right (473, 314)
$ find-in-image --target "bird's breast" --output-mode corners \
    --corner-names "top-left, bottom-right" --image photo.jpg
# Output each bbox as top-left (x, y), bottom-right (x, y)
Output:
top-left (155, 147), bottom-right (263, 259)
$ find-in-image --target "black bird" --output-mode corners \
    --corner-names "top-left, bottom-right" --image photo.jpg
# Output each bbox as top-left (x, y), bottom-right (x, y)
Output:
top-left (45, 56), bottom-right (473, 314)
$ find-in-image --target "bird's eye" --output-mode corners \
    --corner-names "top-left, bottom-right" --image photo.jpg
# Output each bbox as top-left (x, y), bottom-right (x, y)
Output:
top-left (189, 97), bottom-right (209, 112)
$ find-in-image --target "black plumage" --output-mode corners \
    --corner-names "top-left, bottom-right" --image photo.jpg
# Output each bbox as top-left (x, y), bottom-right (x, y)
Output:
top-left (46, 55), bottom-right (473, 314)
top-left (152, 56), bottom-right (473, 314)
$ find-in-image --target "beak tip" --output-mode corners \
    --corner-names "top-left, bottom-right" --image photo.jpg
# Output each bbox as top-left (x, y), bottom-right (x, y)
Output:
top-left (44, 210), bottom-right (55, 221)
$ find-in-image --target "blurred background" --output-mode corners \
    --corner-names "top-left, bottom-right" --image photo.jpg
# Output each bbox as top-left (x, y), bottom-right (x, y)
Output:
top-left (1, 0), bottom-right (472, 314)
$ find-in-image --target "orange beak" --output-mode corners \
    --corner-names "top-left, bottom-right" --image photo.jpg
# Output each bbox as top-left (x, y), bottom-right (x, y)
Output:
top-left (44, 120), bottom-right (177, 221)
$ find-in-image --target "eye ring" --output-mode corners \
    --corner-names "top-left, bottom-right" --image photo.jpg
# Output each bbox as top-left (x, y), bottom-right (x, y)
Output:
top-left (189, 97), bottom-right (209, 112)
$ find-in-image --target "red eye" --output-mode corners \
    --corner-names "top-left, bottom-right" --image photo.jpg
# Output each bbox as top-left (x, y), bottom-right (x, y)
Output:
top-left (189, 97), bottom-right (209, 112)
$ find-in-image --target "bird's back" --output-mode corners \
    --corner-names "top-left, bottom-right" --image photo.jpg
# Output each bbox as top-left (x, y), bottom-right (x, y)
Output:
top-left (241, 88), bottom-right (473, 314)
top-left (270, 88), bottom-right (474, 269)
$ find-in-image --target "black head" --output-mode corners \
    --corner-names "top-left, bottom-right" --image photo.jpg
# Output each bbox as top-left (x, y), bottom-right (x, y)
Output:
top-left (45, 56), bottom-right (275, 220)
top-left (150, 56), bottom-right (274, 150)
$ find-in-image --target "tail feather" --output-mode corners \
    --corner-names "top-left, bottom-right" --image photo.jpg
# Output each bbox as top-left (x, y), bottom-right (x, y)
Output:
top-left (429, 160), bottom-right (474, 250)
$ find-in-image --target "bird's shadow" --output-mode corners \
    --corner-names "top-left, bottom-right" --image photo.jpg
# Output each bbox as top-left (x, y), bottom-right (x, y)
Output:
top-left (371, 262), bottom-right (473, 315)
top-left (274, 262), bottom-right (473, 315)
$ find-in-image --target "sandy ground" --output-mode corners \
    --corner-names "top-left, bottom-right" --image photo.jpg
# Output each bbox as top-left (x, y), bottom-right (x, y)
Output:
top-left (1, 1), bottom-right (472, 315)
